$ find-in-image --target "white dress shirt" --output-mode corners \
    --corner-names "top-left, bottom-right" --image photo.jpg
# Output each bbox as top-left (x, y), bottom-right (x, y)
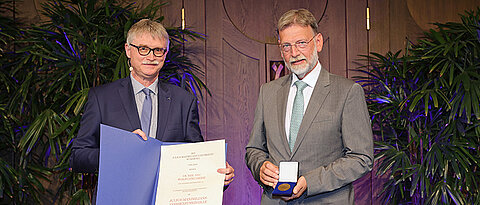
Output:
top-left (131, 75), bottom-right (158, 138)
top-left (285, 62), bottom-right (322, 142)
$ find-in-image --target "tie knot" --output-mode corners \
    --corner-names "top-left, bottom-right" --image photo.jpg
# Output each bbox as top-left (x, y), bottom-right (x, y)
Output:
top-left (142, 88), bottom-right (151, 96)
top-left (294, 80), bottom-right (308, 92)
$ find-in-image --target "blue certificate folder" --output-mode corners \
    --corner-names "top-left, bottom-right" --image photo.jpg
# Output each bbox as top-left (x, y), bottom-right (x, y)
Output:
top-left (96, 124), bottom-right (181, 205)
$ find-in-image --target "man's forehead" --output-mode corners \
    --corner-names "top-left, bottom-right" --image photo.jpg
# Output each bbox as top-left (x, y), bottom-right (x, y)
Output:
top-left (132, 33), bottom-right (167, 46)
top-left (133, 34), bottom-right (163, 41)
top-left (279, 27), bottom-right (315, 43)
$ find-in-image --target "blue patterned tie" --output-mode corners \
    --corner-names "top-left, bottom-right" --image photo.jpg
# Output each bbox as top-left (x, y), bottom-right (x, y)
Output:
top-left (289, 80), bottom-right (308, 151)
top-left (141, 88), bottom-right (152, 137)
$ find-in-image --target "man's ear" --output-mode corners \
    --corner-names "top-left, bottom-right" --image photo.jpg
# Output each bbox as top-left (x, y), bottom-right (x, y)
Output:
top-left (125, 43), bottom-right (131, 58)
top-left (278, 39), bottom-right (285, 58)
top-left (315, 33), bottom-right (323, 53)
top-left (163, 49), bottom-right (169, 58)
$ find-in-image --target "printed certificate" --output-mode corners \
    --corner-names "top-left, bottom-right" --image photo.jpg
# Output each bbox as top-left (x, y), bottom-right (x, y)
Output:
top-left (155, 140), bottom-right (225, 205)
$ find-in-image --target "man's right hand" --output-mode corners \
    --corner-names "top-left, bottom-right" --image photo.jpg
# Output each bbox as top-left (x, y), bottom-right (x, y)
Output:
top-left (133, 129), bottom-right (148, 141)
top-left (259, 161), bottom-right (279, 187)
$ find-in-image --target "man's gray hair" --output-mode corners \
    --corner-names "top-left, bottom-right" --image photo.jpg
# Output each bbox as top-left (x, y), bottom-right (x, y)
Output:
top-left (126, 19), bottom-right (170, 50)
top-left (277, 9), bottom-right (318, 34)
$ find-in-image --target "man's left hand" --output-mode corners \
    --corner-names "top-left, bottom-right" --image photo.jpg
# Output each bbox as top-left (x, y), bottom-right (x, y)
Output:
top-left (133, 129), bottom-right (148, 141)
top-left (281, 176), bottom-right (307, 201)
top-left (217, 162), bottom-right (235, 186)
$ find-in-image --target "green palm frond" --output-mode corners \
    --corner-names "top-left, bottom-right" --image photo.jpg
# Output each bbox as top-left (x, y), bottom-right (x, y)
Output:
top-left (0, 0), bottom-right (207, 203)
top-left (354, 7), bottom-right (480, 204)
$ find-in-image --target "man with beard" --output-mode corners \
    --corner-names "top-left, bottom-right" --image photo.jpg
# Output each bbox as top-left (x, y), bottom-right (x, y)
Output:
top-left (245, 9), bottom-right (373, 204)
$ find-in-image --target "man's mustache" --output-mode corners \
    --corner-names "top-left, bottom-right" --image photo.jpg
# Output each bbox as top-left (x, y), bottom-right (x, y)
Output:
top-left (142, 61), bottom-right (160, 65)
top-left (289, 56), bottom-right (307, 64)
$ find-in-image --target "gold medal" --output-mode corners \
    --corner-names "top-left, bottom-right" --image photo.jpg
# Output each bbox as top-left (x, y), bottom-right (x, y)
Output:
top-left (278, 183), bottom-right (290, 191)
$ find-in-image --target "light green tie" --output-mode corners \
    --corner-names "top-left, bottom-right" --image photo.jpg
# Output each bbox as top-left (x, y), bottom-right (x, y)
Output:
top-left (289, 80), bottom-right (308, 151)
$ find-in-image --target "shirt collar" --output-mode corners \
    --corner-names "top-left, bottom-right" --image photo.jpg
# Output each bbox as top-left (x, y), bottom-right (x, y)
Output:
top-left (291, 61), bottom-right (322, 88)
top-left (130, 75), bottom-right (158, 95)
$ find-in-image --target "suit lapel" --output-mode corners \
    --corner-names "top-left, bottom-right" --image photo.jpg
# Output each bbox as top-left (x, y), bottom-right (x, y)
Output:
top-left (277, 76), bottom-right (293, 155)
top-left (156, 82), bottom-right (172, 140)
top-left (291, 69), bottom-right (330, 157)
top-left (118, 78), bottom-right (142, 130)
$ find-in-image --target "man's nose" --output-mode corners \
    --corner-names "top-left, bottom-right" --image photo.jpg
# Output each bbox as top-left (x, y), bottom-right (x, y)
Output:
top-left (145, 51), bottom-right (156, 60)
top-left (290, 45), bottom-right (301, 57)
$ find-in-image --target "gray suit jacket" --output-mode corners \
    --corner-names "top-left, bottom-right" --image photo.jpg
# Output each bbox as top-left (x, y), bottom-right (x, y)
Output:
top-left (245, 68), bottom-right (374, 204)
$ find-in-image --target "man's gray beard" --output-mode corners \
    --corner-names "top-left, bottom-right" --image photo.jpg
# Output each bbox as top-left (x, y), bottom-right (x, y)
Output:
top-left (284, 47), bottom-right (319, 78)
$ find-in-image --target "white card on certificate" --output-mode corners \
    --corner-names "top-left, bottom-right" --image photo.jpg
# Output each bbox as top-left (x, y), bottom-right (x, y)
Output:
top-left (155, 140), bottom-right (225, 205)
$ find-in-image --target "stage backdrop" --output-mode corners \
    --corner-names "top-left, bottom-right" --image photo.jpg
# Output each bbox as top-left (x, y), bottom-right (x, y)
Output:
top-left (13, 0), bottom-right (480, 204)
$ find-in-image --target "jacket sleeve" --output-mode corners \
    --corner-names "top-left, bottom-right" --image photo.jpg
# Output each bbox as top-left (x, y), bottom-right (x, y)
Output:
top-left (70, 88), bottom-right (101, 173)
top-left (185, 96), bottom-right (204, 142)
top-left (245, 85), bottom-right (274, 192)
top-left (303, 83), bottom-right (374, 196)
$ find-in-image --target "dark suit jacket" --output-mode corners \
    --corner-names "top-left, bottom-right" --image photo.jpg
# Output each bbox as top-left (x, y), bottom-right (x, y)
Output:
top-left (70, 77), bottom-right (203, 173)
top-left (245, 69), bottom-right (374, 204)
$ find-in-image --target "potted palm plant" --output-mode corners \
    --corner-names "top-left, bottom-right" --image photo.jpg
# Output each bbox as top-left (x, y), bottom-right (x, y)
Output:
top-left (0, 0), bottom-right (206, 203)
top-left (354, 7), bottom-right (480, 204)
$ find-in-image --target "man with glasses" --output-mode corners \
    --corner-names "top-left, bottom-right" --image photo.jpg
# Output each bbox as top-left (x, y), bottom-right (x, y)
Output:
top-left (70, 19), bottom-right (234, 200)
top-left (245, 9), bottom-right (373, 204)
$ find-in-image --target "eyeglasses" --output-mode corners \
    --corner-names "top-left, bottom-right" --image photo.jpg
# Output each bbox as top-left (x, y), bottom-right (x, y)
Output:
top-left (129, 44), bottom-right (167, 57)
top-left (279, 35), bottom-right (316, 53)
